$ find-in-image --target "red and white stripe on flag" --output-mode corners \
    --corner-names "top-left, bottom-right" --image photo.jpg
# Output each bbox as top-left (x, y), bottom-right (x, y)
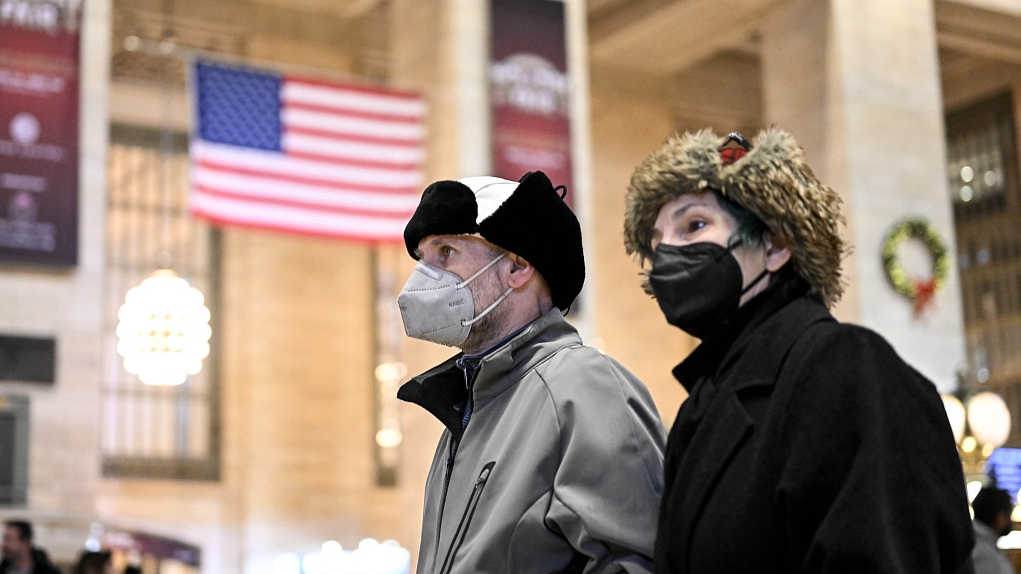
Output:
top-left (189, 60), bottom-right (427, 242)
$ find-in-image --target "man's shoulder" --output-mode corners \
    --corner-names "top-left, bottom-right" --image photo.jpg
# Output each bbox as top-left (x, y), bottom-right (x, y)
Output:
top-left (530, 342), bottom-right (654, 408)
top-left (535, 341), bottom-right (634, 381)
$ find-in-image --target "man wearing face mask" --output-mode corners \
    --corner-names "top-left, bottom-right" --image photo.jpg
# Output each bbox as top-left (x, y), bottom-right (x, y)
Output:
top-left (624, 128), bottom-right (975, 573)
top-left (397, 170), bottom-right (666, 574)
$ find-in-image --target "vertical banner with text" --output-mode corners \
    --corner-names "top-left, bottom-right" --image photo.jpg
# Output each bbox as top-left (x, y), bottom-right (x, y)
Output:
top-left (0, 1), bottom-right (82, 266)
top-left (489, 0), bottom-right (572, 203)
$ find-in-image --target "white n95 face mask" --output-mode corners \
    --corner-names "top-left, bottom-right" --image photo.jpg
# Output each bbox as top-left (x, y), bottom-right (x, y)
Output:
top-left (397, 253), bottom-right (513, 347)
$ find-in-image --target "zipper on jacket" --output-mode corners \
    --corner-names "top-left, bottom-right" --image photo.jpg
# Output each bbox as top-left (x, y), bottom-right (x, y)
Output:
top-left (434, 368), bottom-right (478, 565)
top-left (437, 461), bottom-right (496, 574)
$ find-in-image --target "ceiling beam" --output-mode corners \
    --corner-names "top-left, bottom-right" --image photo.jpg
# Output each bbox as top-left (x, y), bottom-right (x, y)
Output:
top-left (935, 0), bottom-right (1021, 64)
top-left (588, 0), bottom-right (785, 75)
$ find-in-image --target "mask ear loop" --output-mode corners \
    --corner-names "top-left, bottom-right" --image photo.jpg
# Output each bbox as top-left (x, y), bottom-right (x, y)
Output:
top-left (727, 238), bottom-right (770, 295)
top-left (740, 268), bottom-right (770, 296)
top-left (456, 252), bottom-right (514, 327)
top-left (463, 287), bottom-right (514, 327)
top-left (455, 253), bottom-right (506, 289)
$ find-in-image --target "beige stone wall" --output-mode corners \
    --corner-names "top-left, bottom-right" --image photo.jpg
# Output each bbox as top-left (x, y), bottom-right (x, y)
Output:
top-left (587, 67), bottom-right (696, 424)
top-left (0, 0), bottom-right (110, 561)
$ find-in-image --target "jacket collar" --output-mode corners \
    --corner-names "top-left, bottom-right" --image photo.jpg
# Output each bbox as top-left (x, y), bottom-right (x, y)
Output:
top-left (397, 353), bottom-right (467, 437)
top-left (397, 308), bottom-right (580, 435)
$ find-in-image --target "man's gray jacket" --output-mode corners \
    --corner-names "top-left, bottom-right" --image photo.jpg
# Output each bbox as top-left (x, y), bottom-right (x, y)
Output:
top-left (398, 309), bottom-right (666, 573)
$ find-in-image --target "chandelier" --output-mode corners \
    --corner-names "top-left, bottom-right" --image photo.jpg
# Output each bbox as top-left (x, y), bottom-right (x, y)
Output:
top-left (113, 13), bottom-right (213, 387)
top-left (116, 269), bottom-right (212, 386)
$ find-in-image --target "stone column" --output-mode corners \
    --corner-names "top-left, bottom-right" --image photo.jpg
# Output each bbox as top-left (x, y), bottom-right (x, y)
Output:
top-left (760, 0), bottom-right (965, 391)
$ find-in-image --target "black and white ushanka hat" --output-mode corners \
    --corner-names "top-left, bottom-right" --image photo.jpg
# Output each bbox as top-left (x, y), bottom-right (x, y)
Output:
top-left (403, 170), bottom-right (585, 312)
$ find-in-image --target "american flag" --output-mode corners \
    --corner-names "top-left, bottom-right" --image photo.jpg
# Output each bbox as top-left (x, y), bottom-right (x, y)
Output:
top-left (189, 60), bottom-right (427, 242)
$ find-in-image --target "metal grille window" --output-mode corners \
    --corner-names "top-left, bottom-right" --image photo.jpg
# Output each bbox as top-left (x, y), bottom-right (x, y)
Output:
top-left (0, 394), bottom-right (29, 504)
top-left (946, 91), bottom-right (1021, 445)
top-left (102, 123), bottom-right (221, 480)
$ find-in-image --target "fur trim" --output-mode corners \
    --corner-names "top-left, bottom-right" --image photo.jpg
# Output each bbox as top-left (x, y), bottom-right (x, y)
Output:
top-left (404, 180), bottom-right (479, 256)
top-left (404, 171), bottom-right (585, 312)
top-left (624, 127), bottom-right (847, 308)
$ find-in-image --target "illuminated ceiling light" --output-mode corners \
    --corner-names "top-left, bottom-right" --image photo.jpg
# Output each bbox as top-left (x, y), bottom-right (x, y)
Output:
top-left (942, 389), bottom-right (1012, 480)
top-left (375, 428), bottom-right (404, 448)
top-left (375, 362), bottom-right (406, 448)
top-left (115, 11), bottom-right (212, 387)
top-left (968, 391), bottom-right (1011, 448)
top-left (116, 269), bottom-right (211, 386)
top-left (375, 362), bottom-right (407, 383)
top-left (123, 35), bottom-right (141, 51)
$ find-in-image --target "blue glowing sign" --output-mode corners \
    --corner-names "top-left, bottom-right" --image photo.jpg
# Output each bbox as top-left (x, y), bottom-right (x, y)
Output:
top-left (987, 447), bottom-right (1021, 502)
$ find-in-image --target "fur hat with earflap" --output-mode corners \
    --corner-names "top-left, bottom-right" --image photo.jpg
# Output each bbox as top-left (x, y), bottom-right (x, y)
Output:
top-left (623, 127), bottom-right (848, 308)
top-left (404, 170), bottom-right (585, 312)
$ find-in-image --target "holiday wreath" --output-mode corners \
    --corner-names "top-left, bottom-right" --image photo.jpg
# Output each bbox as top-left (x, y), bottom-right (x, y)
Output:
top-left (881, 218), bottom-right (949, 316)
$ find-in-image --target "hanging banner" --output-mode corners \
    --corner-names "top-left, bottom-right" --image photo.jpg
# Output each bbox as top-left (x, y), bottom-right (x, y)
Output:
top-left (0, 0), bottom-right (82, 266)
top-left (489, 0), bottom-right (573, 202)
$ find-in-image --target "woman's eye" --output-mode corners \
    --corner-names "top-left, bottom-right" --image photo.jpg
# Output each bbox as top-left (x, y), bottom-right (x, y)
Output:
top-left (685, 220), bottom-right (706, 233)
top-left (441, 246), bottom-right (454, 257)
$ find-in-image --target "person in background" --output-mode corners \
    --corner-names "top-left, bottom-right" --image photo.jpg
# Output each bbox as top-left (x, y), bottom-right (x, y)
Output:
top-left (623, 127), bottom-right (975, 573)
top-left (972, 486), bottom-right (1017, 574)
top-left (397, 170), bottom-right (666, 573)
top-left (70, 551), bottom-right (112, 574)
top-left (1, 520), bottom-right (62, 574)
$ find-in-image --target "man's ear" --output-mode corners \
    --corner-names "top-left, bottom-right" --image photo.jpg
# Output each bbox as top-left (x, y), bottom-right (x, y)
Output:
top-left (506, 253), bottom-right (535, 288)
top-left (762, 232), bottom-right (792, 272)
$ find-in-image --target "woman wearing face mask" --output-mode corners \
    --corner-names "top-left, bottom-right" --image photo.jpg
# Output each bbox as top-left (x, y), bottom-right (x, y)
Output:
top-left (623, 128), bottom-right (974, 574)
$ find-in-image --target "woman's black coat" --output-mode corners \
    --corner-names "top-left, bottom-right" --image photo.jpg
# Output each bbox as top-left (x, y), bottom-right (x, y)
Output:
top-left (654, 281), bottom-right (975, 573)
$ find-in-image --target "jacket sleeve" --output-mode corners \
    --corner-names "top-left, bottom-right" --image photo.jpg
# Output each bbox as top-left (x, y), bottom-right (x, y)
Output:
top-left (543, 350), bottom-right (667, 574)
top-left (776, 324), bottom-right (975, 574)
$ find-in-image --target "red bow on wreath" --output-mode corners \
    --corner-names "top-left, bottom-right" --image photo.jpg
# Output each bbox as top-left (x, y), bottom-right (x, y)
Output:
top-left (912, 277), bottom-right (938, 317)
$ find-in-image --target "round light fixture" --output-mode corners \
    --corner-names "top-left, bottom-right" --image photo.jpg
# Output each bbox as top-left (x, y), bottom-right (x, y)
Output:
top-left (116, 269), bottom-right (212, 386)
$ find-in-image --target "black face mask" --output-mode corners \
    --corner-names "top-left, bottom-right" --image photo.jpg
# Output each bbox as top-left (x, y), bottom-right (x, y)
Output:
top-left (648, 241), bottom-right (768, 339)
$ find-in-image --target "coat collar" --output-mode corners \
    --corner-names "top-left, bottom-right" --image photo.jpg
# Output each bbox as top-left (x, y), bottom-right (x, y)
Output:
top-left (397, 308), bottom-right (580, 436)
top-left (673, 274), bottom-right (829, 394)
top-left (668, 279), bottom-right (835, 553)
